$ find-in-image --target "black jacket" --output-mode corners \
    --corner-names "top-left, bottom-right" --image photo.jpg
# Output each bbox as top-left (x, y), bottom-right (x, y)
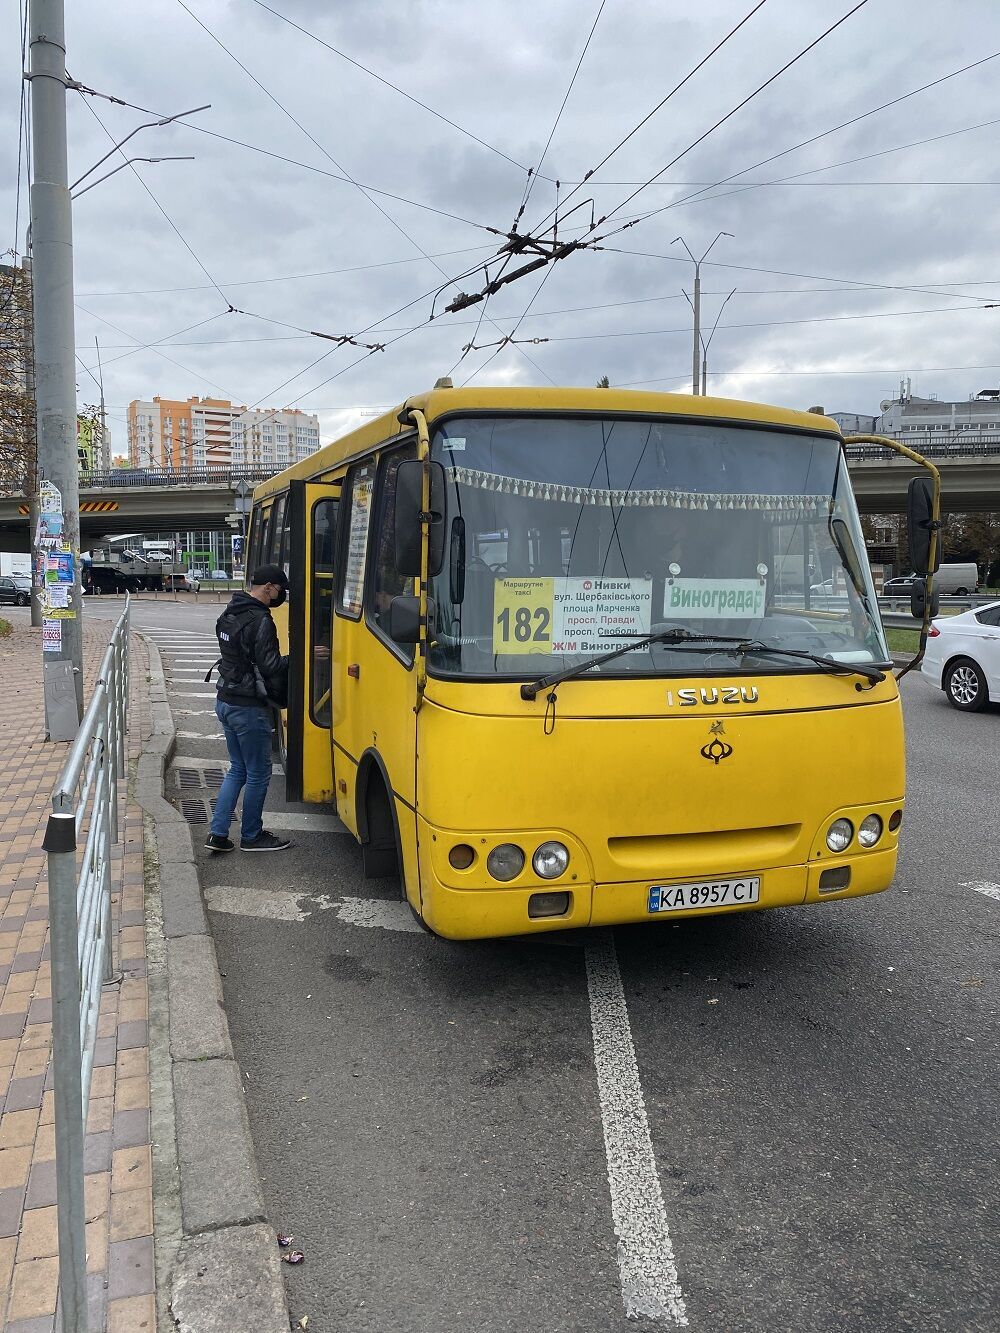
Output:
top-left (215, 591), bottom-right (288, 709)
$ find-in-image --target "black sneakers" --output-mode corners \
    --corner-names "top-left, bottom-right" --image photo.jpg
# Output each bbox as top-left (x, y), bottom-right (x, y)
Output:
top-left (204, 834), bottom-right (235, 853)
top-left (241, 830), bottom-right (292, 852)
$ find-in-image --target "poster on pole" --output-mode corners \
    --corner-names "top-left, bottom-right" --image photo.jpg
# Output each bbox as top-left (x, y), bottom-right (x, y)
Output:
top-left (42, 619), bottom-right (63, 653)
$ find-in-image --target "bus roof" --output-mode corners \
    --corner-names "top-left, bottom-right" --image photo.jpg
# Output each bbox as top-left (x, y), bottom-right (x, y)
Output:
top-left (253, 386), bottom-right (841, 502)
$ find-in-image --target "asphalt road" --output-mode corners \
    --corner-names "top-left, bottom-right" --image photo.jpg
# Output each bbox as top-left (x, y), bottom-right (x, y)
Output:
top-left (85, 598), bottom-right (1000, 1332)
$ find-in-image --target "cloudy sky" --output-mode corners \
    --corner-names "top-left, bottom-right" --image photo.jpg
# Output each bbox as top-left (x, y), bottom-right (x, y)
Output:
top-left (4, 0), bottom-right (1000, 452)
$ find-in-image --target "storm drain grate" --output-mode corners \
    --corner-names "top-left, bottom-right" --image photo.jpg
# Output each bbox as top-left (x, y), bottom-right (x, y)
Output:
top-left (180, 798), bottom-right (209, 824)
top-left (176, 767), bottom-right (226, 790)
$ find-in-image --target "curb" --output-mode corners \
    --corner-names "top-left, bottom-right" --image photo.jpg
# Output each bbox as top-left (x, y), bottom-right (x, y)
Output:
top-left (136, 633), bottom-right (290, 1333)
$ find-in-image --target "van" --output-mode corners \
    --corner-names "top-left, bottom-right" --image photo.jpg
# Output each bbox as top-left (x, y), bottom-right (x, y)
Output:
top-left (883, 563), bottom-right (978, 596)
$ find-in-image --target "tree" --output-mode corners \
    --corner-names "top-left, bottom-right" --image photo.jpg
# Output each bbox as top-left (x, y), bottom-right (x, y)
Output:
top-left (596, 375), bottom-right (610, 388)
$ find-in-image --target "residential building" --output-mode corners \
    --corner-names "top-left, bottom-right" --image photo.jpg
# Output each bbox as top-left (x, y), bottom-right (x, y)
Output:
top-left (126, 396), bottom-right (320, 471)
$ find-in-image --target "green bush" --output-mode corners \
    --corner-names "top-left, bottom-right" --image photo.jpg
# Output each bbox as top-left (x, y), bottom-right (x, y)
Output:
top-left (0, 618), bottom-right (11, 639)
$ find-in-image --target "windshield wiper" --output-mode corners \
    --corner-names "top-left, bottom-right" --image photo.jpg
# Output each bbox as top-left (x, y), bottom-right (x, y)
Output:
top-left (727, 641), bottom-right (885, 684)
top-left (519, 628), bottom-right (750, 700)
top-left (519, 631), bottom-right (886, 700)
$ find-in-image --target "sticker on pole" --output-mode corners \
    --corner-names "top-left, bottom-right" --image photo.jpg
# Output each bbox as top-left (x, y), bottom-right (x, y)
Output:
top-left (42, 619), bottom-right (62, 653)
top-left (493, 576), bottom-right (652, 655)
top-left (663, 577), bottom-right (765, 619)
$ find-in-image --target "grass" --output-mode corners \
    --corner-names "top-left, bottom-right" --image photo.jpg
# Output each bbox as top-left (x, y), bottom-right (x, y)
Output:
top-left (0, 618), bottom-right (10, 639)
top-left (886, 628), bottom-right (920, 653)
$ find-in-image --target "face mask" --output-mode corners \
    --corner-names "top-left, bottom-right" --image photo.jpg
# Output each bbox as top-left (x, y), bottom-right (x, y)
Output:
top-left (270, 585), bottom-right (287, 609)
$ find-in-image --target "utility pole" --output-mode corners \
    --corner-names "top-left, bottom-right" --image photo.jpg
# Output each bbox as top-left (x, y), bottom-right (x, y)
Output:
top-left (684, 286), bottom-right (737, 395)
top-left (29, 0), bottom-right (84, 727)
top-left (673, 233), bottom-right (732, 395)
top-left (94, 336), bottom-right (108, 469)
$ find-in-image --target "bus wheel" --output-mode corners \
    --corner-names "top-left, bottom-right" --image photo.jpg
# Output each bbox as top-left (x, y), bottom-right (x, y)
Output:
top-left (361, 772), bottom-right (401, 882)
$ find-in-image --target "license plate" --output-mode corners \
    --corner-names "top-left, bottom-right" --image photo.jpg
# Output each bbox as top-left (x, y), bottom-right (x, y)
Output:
top-left (647, 877), bottom-right (760, 913)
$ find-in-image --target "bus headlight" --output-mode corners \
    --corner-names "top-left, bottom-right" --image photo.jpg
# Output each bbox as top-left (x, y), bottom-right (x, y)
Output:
top-left (826, 818), bottom-right (854, 852)
top-left (532, 841), bottom-right (569, 879)
top-left (858, 814), bottom-right (883, 847)
top-left (487, 844), bottom-right (525, 881)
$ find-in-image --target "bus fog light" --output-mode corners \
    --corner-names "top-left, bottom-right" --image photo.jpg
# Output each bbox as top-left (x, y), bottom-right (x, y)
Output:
top-left (858, 814), bottom-right (883, 848)
top-left (532, 841), bottom-right (569, 879)
top-left (487, 844), bottom-right (524, 881)
top-left (528, 891), bottom-right (570, 918)
top-left (819, 866), bottom-right (851, 893)
top-left (826, 819), bottom-right (853, 852)
top-left (448, 843), bottom-right (475, 870)
top-left (888, 809), bottom-right (902, 831)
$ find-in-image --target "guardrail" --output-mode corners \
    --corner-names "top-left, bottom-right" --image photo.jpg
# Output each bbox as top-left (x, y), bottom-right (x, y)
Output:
top-left (41, 599), bottom-right (130, 1333)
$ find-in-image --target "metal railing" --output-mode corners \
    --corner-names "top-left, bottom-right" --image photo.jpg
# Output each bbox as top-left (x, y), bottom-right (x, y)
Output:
top-left (42, 598), bottom-right (131, 1333)
top-left (78, 464), bottom-right (274, 488)
top-left (845, 437), bottom-right (1000, 461)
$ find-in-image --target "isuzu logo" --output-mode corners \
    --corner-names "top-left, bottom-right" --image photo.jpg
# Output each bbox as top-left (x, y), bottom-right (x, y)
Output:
top-left (667, 686), bottom-right (759, 706)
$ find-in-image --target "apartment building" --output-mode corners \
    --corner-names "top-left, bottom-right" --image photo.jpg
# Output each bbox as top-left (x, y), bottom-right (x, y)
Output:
top-left (127, 396), bottom-right (321, 470)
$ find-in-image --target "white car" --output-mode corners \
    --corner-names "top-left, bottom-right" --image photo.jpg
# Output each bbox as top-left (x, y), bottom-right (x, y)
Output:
top-left (921, 601), bottom-right (1000, 710)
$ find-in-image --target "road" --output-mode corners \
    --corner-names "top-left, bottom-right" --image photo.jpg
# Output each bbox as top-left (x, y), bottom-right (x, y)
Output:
top-left (83, 598), bottom-right (1000, 1332)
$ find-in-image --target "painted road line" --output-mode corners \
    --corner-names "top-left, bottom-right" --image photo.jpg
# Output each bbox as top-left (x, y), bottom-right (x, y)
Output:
top-left (585, 931), bottom-right (688, 1325)
top-left (961, 880), bottom-right (1000, 902)
top-left (333, 896), bottom-right (424, 933)
top-left (172, 691), bottom-right (218, 700)
top-left (174, 709), bottom-right (218, 717)
top-left (205, 885), bottom-right (338, 921)
top-left (176, 731), bottom-right (225, 741)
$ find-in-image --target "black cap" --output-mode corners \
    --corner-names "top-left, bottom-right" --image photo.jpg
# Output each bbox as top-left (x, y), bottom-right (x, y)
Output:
top-left (250, 564), bottom-right (288, 588)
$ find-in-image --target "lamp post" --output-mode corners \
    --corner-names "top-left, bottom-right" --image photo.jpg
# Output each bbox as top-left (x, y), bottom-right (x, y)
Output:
top-left (672, 232), bottom-right (732, 395)
top-left (683, 287), bottom-right (737, 395)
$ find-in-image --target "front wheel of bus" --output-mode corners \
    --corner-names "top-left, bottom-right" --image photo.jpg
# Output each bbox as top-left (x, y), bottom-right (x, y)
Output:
top-left (944, 658), bottom-right (988, 711)
top-left (361, 772), bottom-right (402, 883)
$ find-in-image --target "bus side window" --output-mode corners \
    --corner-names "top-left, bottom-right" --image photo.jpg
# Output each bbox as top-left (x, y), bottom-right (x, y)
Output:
top-left (268, 493), bottom-right (287, 570)
top-left (248, 504), bottom-right (270, 583)
top-left (368, 445), bottom-right (418, 662)
top-left (310, 497), bottom-right (338, 726)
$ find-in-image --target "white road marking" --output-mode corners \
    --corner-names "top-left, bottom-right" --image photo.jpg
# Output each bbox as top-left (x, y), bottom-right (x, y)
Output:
top-left (172, 690), bottom-right (218, 699)
top-left (961, 880), bottom-right (1000, 902)
top-left (176, 731), bottom-right (224, 741)
top-left (264, 810), bottom-right (345, 833)
top-left (174, 708), bottom-right (218, 716)
top-left (333, 896), bottom-right (424, 933)
top-left (585, 931), bottom-right (688, 1325)
top-left (205, 884), bottom-right (337, 921)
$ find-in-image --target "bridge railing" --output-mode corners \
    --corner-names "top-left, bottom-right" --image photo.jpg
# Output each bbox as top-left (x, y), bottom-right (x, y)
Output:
top-left (77, 464), bottom-right (276, 488)
top-left (845, 437), bottom-right (1000, 461)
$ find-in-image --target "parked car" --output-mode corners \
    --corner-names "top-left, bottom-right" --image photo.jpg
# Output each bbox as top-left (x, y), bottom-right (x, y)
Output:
top-left (882, 575), bottom-right (916, 595)
top-left (166, 572), bottom-right (201, 592)
top-left (921, 601), bottom-right (1000, 710)
top-left (144, 550), bottom-right (173, 562)
top-left (0, 575), bottom-right (30, 607)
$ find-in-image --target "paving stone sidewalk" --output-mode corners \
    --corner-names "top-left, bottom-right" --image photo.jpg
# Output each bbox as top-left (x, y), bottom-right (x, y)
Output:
top-left (0, 615), bottom-right (153, 1332)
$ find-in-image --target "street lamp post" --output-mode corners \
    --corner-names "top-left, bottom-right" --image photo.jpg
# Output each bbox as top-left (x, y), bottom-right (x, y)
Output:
top-left (684, 287), bottom-right (737, 395)
top-left (672, 232), bottom-right (733, 395)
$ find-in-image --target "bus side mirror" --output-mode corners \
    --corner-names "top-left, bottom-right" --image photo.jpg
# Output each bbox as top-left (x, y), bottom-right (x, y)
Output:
top-left (394, 460), bottom-right (446, 578)
top-left (906, 477), bottom-right (940, 575)
top-left (387, 594), bottom-right (435, 644)
top-left (910, 577), bottom-right (939, 620)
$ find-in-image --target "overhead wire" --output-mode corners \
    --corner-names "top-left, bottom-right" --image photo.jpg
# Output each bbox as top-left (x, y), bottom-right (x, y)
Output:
top-left (637, 47), bottom-right (1000, 219)
top-left (530, 0), bottom-right (770, 233)
top-left (513, 0), bottom-right (607, 229)
top-left (616, 363), bottom-right (1000, 387)
top-left (592, 0), bottom-right (872, 232)
top-left (176, 0), bottom-right (556, 392)
top-left (248, 0), bottom-right (537, 177)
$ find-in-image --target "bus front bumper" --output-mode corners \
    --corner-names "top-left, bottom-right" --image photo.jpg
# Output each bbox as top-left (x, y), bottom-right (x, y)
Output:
top-left (417, 847), bottom-right (898, 941)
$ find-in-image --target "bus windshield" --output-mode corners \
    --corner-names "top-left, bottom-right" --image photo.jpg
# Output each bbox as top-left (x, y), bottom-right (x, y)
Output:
top-left (427, 414), bottom-right (889, 678)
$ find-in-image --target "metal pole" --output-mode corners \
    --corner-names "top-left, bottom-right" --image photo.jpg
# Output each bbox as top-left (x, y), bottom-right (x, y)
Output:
top-left (94, 337), bottom-right (109, 469)
top-left (42, 806), bottom-right (88, 1333)
top-left (691, 263), bottom-right (701, 396)
top-left (701, 350), bottom-right (708, 397)
top-left (21, 258), bottom-right (44, 628)
top-left (29, 0), bottom-right (84, 720)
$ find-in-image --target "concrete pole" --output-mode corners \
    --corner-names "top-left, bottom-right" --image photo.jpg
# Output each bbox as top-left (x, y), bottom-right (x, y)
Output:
top-left (691, 263), bottom-right (701, 397)
top-left (20, 259), bottom-right (43, 628)
top-left (29, 0), bottom-right (84, 721)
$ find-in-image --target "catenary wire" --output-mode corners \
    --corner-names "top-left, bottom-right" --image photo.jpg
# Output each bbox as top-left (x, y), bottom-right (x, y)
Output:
top-left (248, 0), bottom-right (537, 177)
top-left (514, 0), bottom-right (607, 227)
top-left (593, 1), bottom-right (871, 231)
top-left (615, 363), bottom-right (1000, 387)
top-left (531, 0), bottom-right (770, 234)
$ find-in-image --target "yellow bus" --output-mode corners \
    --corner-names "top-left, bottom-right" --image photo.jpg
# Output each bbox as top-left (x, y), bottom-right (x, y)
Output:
top-left (248, 385), bottom-right (938, 940)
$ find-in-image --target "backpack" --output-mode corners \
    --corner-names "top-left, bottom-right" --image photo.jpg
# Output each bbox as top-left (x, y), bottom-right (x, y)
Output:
top-left (205, 604), bottom-right (286, 707)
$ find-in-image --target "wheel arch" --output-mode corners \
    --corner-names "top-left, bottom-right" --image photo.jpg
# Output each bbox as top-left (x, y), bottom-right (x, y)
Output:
top-left (355, 747), bottom-right (403, 853)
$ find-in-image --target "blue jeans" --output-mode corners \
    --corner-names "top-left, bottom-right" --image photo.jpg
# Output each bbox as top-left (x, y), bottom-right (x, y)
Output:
top-left (210, 701), bottom-right (273, 842)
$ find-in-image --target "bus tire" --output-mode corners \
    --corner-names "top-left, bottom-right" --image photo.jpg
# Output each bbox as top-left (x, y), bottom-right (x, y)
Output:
top-left (358, 763), bottom-right (402, 884)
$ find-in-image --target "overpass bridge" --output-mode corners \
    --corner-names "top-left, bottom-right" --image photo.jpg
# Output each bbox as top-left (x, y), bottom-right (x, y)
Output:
top-left (1, 445), bottom-right (998, 549)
